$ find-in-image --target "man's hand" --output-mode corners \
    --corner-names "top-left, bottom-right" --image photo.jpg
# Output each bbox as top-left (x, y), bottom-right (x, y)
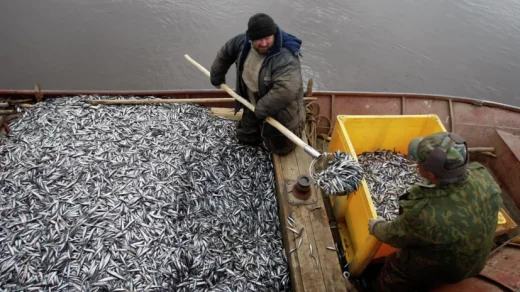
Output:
top-left (253, 107), bottom-right (266, 121)
top-left (210, 74), bottom-right (225, 88)
top-left (368, 218), bottom-right (386, 235)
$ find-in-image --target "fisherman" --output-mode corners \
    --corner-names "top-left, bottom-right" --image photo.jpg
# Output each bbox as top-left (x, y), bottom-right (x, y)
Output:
top-left (368, 132), bottom-right (502, 291)
top-left (209, 13), bottom-right (305, 155)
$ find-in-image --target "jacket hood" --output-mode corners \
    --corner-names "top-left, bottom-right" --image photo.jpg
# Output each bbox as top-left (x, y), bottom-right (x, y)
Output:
top-left (278, 29), bottom-right (302, 55)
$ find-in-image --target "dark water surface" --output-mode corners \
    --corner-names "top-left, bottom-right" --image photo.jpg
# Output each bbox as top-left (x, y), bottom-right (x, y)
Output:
top-left (2, 0), bottom-right (520, 106)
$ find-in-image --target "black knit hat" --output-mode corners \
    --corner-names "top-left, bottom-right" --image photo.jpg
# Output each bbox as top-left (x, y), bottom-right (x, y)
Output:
top-left (247, 13), bottom-right (278, 40)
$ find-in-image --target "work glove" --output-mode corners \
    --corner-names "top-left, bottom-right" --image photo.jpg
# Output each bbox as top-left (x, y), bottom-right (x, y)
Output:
top-left (210, 73), bottom-right (225, 88)
top-left (253, 107), bottom-right (265, 121)
top-left (368, 217), bottom-right (386, 235)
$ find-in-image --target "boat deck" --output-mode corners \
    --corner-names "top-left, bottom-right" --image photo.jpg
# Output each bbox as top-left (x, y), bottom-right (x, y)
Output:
top-left (271, 134), bottom-right (351, 292)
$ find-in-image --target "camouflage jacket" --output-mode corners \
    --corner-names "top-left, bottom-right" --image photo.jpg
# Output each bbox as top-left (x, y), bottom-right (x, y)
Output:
top-left (372, 162), bottom-right (502, 282)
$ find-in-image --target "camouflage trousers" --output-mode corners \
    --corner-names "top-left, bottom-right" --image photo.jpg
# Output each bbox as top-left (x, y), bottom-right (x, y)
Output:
top-left (374, 252), bottom-right (456, 292)
top-left (236, 107), bottom-right (302, 156)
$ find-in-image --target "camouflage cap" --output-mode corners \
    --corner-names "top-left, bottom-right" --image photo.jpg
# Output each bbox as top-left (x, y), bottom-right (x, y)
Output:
top-left (408, 132), bottom-right (468, 170)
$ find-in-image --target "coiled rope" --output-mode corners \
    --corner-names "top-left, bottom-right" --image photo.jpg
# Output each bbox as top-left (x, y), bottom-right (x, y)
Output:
top-left (304, 101), bottom-right (332, 150)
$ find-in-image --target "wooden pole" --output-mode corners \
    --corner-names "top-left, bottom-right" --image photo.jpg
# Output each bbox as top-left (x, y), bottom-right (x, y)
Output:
top-left (468, 147), bottom-right (496, 158)
top-left (87, 97), bottom-right (316, 105)
top-left (468, 147), bottom-right (495, 152)
top-left (88, 98), bottom-right (236, 105)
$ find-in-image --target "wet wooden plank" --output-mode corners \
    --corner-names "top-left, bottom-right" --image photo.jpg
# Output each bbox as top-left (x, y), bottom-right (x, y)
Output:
top-left (273, 152), bottom-right (305, 292)
top-left (208, 107), bottom-right (243, 120)
top-left (273, 135), bottom-right (347, 292)
top-left (294, 149), bottom-right (347, 291)
top-left (279, 150), bottom-right (323, 291)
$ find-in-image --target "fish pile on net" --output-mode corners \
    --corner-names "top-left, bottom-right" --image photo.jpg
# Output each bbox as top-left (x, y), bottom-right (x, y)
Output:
top-left (311, 151), bottom-right (364, 196)
top-left (357, 150), bottom-right (422, 221)
top-left (0, 96), bottom-right (290, 291)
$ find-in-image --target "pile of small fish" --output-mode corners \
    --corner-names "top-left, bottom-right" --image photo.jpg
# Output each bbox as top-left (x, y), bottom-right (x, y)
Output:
top-left (357, 150), bottom-right (422, 221)
top-left (311, 151), bottom-right (364, 196)
top-left (0, 96), bottom-right (290, 291)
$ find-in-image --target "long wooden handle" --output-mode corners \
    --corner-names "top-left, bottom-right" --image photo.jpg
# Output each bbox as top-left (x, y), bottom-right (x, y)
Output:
top-left (184, 54), bottom-right (317, 156)
top-left (184, 55), bottom-right (255, 112)
top-left (88, 97), bottom-right (316, 105)
top-left (468, 147), bottom-right (494, 152)
top-left (88, 98), bottom-right (236, 105)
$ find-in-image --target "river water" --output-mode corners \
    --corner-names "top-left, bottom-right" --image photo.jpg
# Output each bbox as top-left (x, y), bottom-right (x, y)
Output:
top-left (1, 0), bottom-right (520, 107)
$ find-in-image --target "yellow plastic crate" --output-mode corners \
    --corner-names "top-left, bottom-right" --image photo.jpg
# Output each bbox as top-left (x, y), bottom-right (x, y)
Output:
top-left (328, 114), bottom-right (447, 277)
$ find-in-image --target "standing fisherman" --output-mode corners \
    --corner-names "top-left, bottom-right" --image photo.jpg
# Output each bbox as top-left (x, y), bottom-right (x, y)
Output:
top-left (209, 13), bottom-right (305, 155)
top-left (368, 132), bottom-right (502, 291)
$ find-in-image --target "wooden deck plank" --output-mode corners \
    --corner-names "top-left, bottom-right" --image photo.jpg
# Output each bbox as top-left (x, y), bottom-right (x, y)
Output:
top-left (294, 145), bottom-right (348, 292)
top-left (273, 135), bottom-right (347, 292)
top-left (273, 153), bottom-right (305, 292)
top-left (280, 151), bottom-right (325, 292)
top-left (208, 107), bottom-right (243, 120)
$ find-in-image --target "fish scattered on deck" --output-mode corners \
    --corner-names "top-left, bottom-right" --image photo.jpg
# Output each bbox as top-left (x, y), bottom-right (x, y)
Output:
top-left (357, 150), bottom-right (422, 221)
top-left (0, 96), bottom-right (290, 291)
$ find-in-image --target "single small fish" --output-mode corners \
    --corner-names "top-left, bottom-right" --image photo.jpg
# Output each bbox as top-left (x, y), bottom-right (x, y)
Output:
top-left (287, 216), bottom-right (296, 228)
top-left (287, 227), bottom-right (300, 235)
top-left (309, 244), bottom-right (319, 267)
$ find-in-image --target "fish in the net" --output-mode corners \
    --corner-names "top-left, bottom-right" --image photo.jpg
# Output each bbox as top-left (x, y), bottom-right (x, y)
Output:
top-left (311, 151), bottom-right (364, 196)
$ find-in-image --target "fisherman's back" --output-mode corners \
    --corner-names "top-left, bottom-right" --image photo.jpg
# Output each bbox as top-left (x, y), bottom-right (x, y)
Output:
top-left (402, 162), bottom-right (502, 281)
top-left (371, 133), bottom-right (503, 291)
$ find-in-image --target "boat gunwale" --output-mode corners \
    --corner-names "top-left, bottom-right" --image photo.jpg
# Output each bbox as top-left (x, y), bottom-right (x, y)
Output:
top-left (0, 88), bottom-right (519, 113)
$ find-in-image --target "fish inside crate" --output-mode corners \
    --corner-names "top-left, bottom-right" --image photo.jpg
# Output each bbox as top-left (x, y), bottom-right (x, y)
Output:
top-left (357, 150), bottom-right (422, 221)
top-left (327, 114), bottom-right (448, 276)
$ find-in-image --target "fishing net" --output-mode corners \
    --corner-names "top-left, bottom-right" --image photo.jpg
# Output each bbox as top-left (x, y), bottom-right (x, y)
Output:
top-left (310, 151), bottom-right (364, 196)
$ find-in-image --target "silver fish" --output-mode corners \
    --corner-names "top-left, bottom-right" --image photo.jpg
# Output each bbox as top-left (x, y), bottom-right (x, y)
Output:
top-left (0, 95), bottom-right (290, 291)
top-left (358, 150), bottom-right (422, 221)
